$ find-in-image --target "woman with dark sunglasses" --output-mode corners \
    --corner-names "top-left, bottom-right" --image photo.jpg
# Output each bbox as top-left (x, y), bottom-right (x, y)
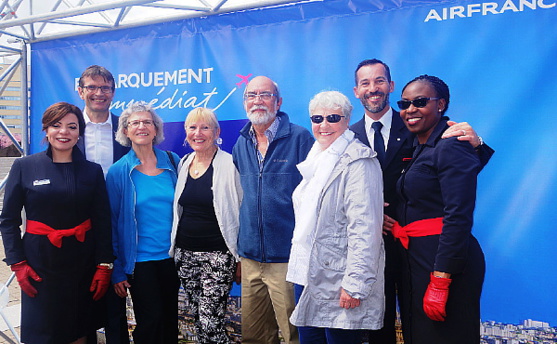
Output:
top-left (394, 75), bottom-right (487, 344)
top-left (286, 91), bottom-right (385, 344)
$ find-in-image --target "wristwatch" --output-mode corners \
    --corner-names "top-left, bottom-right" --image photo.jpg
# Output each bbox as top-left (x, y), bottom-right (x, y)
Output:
top-left (99, 263), bottom-right (114, 269)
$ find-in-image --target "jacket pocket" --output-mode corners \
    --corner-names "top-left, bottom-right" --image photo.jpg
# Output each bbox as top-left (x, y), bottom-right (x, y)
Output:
top-left (315, 242), bottom-right (346, 272)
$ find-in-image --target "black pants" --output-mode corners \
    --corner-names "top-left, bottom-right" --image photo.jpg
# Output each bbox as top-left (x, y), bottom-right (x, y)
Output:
top-left (86, 286), bottom-right (130, 344)
top-left (128, 258), bottom-right (180, 344)
top-left (105, 285), bottom-right (130, 343)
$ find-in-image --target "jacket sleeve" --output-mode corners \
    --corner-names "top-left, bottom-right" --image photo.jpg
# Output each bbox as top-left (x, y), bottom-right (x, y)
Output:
top-left (106, 167), bottom-right (126, 284)
top-left (341, 157), bottom-right (384, 299)
top-left (90, 164), bottom-right (115, 264)
top-left (476, 143), bottom-right (495, 172)
top-left (434, 138), bottom-right (481, 274)
top-left (0, 159), bottom-right (25, 265)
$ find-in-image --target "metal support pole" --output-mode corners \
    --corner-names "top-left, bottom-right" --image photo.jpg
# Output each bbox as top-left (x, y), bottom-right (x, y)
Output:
top-left (20, 41), bottom-right (28, 155)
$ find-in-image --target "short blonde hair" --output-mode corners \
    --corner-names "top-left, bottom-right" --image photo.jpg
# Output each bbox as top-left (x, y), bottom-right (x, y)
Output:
top-left (185, 107), bottom-right (220, 131)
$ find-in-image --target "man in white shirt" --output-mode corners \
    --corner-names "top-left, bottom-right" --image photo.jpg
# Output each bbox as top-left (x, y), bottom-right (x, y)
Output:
top-left (77, 65), bottom-right (129, 175)
top-left (77, 65), bottom-right (130, 344)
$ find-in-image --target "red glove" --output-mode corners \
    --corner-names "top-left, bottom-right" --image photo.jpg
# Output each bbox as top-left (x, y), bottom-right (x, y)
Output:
top-left (90, 265), bottom-right (113, 301)
top-left (11, 260), bottom-right (42, 298)
top-left (423, 272), bottom-right (452, 322)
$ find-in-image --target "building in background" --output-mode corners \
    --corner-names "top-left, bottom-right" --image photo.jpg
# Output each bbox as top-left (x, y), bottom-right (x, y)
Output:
top-left (0, 62), bottom-right (22, 156)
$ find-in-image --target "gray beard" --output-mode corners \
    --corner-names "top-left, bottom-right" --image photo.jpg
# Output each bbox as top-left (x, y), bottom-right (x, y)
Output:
top-left (247, 107), bottom-right (276, 126)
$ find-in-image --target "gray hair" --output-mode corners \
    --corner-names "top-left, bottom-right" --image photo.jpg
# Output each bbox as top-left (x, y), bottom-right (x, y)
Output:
top-left (308, 91), bottom-right (353, 122)
top-left (243, 78), bottom-right (281, 103)
top-left (115, 101), bottom-right (165, 147)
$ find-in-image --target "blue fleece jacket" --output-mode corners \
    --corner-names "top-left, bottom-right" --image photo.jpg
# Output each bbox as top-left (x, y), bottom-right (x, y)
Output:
top-left (106, 147), bottom-right (179, 283)
top-left (232, 112), bottom-right (314, 263)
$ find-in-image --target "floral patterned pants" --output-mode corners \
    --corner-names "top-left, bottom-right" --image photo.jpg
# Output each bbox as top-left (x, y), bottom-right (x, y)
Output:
top-left (175, 248), bottom-right (235, 344)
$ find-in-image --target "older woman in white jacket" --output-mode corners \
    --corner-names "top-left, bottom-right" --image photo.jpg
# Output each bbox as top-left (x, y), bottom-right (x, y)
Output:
top-left (169, 107), bottom-right (242, 344)
top-left (287, 91), bottom-right (385, 344)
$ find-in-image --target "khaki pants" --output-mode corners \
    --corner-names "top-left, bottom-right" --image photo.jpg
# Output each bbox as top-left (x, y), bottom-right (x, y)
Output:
top-left (241, 258), bottom-right (299, 344)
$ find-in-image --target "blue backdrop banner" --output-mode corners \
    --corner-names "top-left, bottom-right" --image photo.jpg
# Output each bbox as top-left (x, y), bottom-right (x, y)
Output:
top-left (30, 0), bottom-right (557, 330)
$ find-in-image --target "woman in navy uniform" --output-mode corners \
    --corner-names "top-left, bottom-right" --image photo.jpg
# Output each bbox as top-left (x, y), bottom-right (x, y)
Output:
top-left (0, 102), bottom-right (113, 344)
top-left (394, 75), bottom-right (487, 344)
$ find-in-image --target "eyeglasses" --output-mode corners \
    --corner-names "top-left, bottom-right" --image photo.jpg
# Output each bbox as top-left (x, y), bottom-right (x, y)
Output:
top-left (244, 92), bottom-right (276, 101)
top-left (82, 85), bottom-right (114, 94)
top-left (397, 97), bottom-right (439, 110)
top-left (128, 120), bottom-right (154, 128)
top-left (310, 114), bottom-right (345, 124)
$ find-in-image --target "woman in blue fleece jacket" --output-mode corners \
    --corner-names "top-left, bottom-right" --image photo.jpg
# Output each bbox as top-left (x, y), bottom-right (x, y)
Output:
top-left (106, 101), bottom-right (180, 344)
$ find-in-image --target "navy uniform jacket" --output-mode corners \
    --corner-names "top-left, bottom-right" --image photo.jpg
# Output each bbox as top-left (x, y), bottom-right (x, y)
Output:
top-left (0, 147), bottom-right (113, 343)
top-left (351, 109), bottom-right (494, 221)
top-left (395, 117), bottom-right (486, 344)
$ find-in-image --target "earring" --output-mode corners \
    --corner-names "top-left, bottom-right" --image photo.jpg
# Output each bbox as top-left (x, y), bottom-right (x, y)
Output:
top-left (216, 137), bottom-right (223, 145)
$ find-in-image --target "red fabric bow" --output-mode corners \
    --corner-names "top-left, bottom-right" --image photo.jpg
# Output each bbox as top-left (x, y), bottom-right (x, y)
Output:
top-left (392, 217), bottom-right (444, 249)
top-left (26, 219), bottom-right (92, 248)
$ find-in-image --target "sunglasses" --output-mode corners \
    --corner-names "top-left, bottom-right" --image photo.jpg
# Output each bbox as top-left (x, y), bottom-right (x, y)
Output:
top-left (310, 114), bottom-right (345, 124)
top-left (397, 97), bottom-right (440, 110)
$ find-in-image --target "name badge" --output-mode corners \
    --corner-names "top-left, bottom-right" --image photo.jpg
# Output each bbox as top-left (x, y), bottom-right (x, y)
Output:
top-left (33, 179), bottom-right (50, 186)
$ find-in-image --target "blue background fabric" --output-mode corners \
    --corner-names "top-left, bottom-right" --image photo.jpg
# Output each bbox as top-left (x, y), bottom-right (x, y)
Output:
top-left (29, 0), bottom-right (557, 325)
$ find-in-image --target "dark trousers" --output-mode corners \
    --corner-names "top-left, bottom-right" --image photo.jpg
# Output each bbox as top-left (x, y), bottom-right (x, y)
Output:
top-left (365, 232), bottom-right (399, 344)
top-left (128, 258), bottom-right (180, 344)
top-left (86, 286), bottom-right (130, 343)
top-left (105, 286), bottom-right (130, 343)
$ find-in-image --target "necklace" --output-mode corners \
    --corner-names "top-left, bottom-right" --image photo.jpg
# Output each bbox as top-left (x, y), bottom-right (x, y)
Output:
top-left (192, 148), bottom-right (217, 176)
top-left (193, 159), bottom-right (201, 175)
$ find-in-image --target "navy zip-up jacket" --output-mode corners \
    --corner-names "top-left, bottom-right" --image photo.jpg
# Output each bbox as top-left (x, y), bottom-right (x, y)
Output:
top-left (232, 112), bottom-right (314, 263)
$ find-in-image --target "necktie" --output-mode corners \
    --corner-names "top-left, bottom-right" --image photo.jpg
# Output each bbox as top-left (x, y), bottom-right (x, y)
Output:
top-left (372, 121), bottom-right (385, 165)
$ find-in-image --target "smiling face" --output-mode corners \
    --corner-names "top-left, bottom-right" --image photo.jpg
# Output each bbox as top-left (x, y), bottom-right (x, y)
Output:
top-left (185, 120), bottom-right (220, 154)
top-left (243, 76), bottom-right (282, 127)
top-left (124, 111), bottom-right (156, 148)
top-left (78, 75), bottom-right (114, 118)
top-left (46, 112), bottom-right (80, 155)
top-left (311, 107), bottom-right (349, 150)
top-left (354, 63), bottom-right (395, 120)
top-left (399, 80), bottom-right (446, 144)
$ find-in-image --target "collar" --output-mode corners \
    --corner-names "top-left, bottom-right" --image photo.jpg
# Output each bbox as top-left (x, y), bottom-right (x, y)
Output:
top-left (83, 109), bottom-right (111, 126)
top-left (46, 145), bottom-right (86, 162)
top-left (414, 116), bottom-right (450, 147)
top-left (364, 106), bottom-right (393, 133)
top-left (249, 115), bottom-right (281, 144)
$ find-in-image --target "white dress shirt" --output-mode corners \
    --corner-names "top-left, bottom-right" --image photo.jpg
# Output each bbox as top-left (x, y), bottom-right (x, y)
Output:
top-left (83, 110), bottom-right (114, 176)
top-left (364, 107), bottom-right (393, 152)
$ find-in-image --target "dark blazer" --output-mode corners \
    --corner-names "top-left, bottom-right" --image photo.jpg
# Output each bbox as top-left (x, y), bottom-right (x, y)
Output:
top-left (351, 108), bottom-right (414, 220)
top-left (77, 113), bottom-right (130, 163)
top-left (351, 108), bottom-right (494, 220)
